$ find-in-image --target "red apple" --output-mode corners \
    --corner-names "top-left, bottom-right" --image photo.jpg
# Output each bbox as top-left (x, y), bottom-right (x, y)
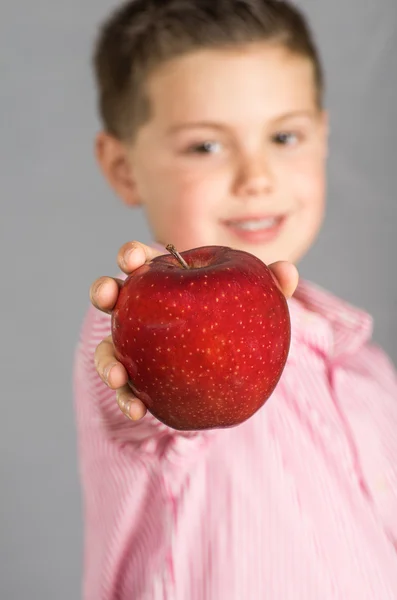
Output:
top-left (112, 245), bottom-right (290, 431)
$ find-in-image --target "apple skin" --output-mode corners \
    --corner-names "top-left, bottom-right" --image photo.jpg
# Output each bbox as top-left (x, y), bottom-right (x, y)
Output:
top-left (111, 245), bottom-right (291, 431)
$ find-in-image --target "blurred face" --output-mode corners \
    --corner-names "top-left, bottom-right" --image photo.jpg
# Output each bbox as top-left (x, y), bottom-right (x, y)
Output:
top-left (127, 44), bottom-right (328, 265)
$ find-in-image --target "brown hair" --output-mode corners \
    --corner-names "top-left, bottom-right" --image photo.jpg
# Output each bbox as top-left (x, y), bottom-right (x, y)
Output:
top-left (93, 0), bottom-right (324, 141)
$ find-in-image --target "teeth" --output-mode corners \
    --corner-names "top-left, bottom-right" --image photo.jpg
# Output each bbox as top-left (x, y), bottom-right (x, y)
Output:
top-left (229, 218), bottom-right (278, 231)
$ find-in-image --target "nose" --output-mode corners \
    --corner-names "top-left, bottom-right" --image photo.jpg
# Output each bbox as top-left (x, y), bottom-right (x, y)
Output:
top-left (233, 153), bottom-right (274, 198)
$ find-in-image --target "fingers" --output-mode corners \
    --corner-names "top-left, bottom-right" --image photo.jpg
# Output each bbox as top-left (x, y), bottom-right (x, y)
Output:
top-left (90, 277), bottom-right (124, 314)
top-left (117, 241), bottom-right (163, 274)
top-left (90, 241), bottom-right (161, 423)
top-left (116, 387), bottom-right (147, 421)
top-left (94, 335), bottom-right (147, 421)
top-left (90, 242), bottom-right (164, 314)
top-left (268, 261), bottom-right (299, 299)
top-left (95, 335), bottom-right (128, 388)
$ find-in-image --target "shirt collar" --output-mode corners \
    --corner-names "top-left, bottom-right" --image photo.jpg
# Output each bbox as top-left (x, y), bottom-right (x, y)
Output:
top-left (287, 279), bottom-right (373, 362)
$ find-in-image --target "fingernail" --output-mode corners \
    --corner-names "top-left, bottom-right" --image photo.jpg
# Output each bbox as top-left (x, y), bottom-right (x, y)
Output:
top-left (117, 395), bottom-right (134, 420)
top-left (123, 247), bottom-right (135, 269)
top-left (104, 363), bottom-right (117, 383)
top-left (95, 281), bottom-right (104, 296)
top-left (117, 395), bottom-right (124, 410)
top-left (123, 400), bottom-right (134, 421)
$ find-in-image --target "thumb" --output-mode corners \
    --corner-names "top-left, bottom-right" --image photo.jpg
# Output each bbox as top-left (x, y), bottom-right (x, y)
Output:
top-left (268, 261), bottom-right (299, 299)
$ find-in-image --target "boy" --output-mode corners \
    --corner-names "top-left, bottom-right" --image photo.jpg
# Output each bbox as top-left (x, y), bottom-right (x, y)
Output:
top-left (75, 1), bottom-right (397, 598)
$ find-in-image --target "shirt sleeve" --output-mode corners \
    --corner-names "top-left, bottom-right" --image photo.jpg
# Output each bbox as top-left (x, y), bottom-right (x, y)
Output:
top-left (73, 304), bottom-right (212, 598)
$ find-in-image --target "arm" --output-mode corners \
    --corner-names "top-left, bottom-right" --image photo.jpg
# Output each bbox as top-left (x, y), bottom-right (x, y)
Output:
top-left (74, 240), bottom-right (299, 598)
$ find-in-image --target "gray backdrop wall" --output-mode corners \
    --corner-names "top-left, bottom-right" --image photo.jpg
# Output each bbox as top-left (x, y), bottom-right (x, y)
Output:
top-left (1, 1), bottom-right (396, 598)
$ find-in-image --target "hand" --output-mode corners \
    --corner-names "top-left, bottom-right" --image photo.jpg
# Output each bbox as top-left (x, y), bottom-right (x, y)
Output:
top-left (90, 241), bottom-right (299, 422)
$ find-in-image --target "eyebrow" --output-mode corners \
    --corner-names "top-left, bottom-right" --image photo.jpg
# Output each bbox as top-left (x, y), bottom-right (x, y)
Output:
top-left (272, 110), bottom-right (317, 123)
top-left (166, 111), bottom-right (317, 135)
top-left (166, 122), bottom-right (226, 135)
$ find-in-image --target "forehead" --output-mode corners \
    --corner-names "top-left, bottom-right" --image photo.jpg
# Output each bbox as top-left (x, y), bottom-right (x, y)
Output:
top-left (145, 43), bottom-right (318, 126)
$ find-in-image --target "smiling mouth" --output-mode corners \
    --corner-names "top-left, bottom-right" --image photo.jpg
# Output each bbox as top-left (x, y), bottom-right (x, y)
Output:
top-left (225, 216), bottom-right (282, 230)
top-left (223, 215), bottom-right (286, 243)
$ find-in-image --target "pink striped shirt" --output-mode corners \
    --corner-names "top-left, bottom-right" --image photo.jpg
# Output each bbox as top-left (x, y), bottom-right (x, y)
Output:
top-left (74, 278), bottom-right (397, 599)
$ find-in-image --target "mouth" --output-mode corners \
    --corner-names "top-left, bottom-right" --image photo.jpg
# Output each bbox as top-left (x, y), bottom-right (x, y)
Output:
top-left (222, 215), bottom-right (286, 243)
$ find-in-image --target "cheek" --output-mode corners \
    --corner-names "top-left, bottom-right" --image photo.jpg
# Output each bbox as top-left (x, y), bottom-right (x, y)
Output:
top-left (145, 175), bottom-right (216, 239)
top-left (285, 154), bottom-right (326, 209)
top-left (167, 167), bottom-right (226, 218)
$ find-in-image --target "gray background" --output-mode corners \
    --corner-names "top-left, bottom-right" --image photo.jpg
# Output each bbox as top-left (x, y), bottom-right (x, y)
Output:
top-left (1, 1), bottom-right (396, 598)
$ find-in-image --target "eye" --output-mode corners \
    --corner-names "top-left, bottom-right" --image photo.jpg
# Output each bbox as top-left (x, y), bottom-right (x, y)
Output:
top-left (189, 141), bottom-right (222, 154)
top-left (272, 132), bottom-right (299, 146)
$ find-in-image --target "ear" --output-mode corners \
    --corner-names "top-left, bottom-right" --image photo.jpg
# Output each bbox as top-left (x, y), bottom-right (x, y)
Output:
top-left (95, 132), bottom-right (141, 207)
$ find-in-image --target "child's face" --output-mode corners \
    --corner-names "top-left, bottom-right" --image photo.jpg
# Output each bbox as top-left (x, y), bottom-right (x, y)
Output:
top-left (107, 43), bottom-right (328, 265)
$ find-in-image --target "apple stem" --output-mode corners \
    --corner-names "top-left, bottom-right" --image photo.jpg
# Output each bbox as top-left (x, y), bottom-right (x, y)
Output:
top-left (166, 244), bottom-right (190, 269)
